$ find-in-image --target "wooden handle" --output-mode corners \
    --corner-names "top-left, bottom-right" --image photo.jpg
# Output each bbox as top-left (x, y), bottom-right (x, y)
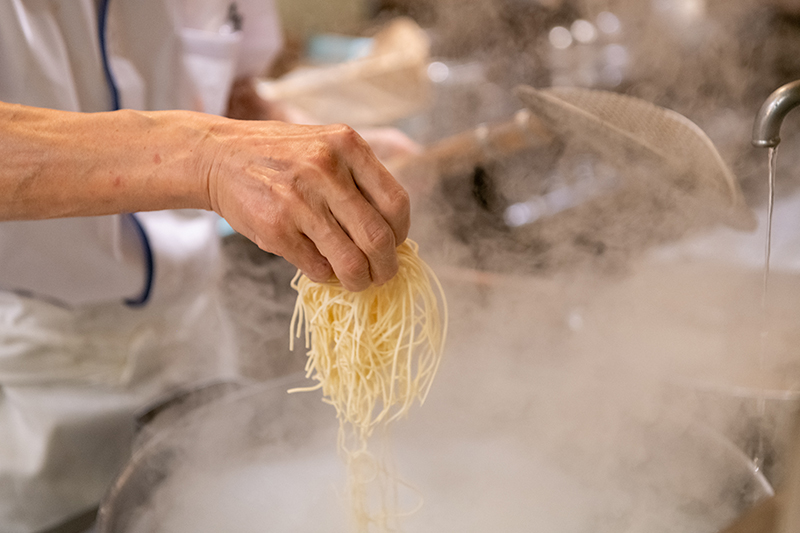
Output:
top-left (389, 109), bottom-right (555, 180)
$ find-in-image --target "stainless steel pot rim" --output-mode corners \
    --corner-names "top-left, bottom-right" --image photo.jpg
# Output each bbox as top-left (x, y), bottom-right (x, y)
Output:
top-left (96, 373), bottom-right (311, 531)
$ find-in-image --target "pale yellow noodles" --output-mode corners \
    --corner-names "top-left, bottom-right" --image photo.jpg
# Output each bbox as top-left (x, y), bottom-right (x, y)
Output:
top-left (289, 239), bottom-right (447, 531)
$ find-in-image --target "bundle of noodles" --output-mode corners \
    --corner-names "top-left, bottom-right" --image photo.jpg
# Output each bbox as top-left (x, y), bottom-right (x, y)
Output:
top-left (289, 239), bottom-right (447, 531)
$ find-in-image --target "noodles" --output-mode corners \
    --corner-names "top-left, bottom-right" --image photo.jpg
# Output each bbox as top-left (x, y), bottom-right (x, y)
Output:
top-left (289, 239), bottom-right (447, 531)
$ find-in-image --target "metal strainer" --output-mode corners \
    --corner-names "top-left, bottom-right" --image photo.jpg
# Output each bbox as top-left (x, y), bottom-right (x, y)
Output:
top-left (515, 85), bottom-right (756, 231)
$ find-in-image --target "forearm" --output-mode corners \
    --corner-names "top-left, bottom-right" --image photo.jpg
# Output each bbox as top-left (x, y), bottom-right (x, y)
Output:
top-left (0, 100), bottom-right (411, 290)
top-left (0, 101), bottom-right (212, 220)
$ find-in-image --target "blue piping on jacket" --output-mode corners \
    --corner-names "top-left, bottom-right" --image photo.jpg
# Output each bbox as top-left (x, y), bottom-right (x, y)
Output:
top-left (98, 0), bottom-right (154, 307)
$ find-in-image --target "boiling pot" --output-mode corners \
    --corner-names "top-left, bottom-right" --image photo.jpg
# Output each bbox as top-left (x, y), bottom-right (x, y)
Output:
top-left (97, 355), bottom-right (772, 533)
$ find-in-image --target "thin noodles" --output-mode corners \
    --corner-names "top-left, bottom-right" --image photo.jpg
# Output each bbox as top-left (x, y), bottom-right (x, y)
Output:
top-left (289, 239), bottom-right (447, 531)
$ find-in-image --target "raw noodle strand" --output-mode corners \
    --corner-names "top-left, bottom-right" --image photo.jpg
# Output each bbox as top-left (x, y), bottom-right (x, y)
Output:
top-left (288, 239), bottom-right (447, 532)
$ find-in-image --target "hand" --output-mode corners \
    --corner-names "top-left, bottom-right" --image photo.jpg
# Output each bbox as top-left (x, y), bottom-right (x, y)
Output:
top-left (201, 119), bottom-right (410, 291)
top-left (1, 103), bottom-right (409, 291)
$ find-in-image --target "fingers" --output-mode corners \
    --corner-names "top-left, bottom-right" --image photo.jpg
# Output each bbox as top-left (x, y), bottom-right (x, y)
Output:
top-left (308, 189), bottom-right (399, 289)
top-left (271, 233), bottom-right (334, 285)
top-left (249, 161), bottom-right (402, 291)
top-left (287, 125), bottom-right (408, 289)
top-left (329, 126), bottom-right (411, 247)
top-left (208, 120), bottom-right (411, 291)
top-left (297, 208), bottom-right (373, 291)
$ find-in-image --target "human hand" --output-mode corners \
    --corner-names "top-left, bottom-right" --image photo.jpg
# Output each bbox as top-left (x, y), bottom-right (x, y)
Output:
top-left (0, 102), bottom-right (408, 291)
top-left (200, 118), bottom-right (410, 291)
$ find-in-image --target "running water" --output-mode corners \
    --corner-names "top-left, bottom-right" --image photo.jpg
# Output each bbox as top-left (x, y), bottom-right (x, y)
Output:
top-left (754, 145), bottom-right (778, 473)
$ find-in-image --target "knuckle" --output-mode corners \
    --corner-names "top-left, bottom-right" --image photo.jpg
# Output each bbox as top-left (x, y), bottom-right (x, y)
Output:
top-left (331, 123), bottom-right (358, 141)
top-left (307, 141), bottom-right (337, 171)
top-left (336, 248), bottom-right (370, 288)
top-left (304, 259), bottom-right (333, 282)
top-left (379, 186), bottom-right (410, 242)
top-left (386, 186), bottom-right (410, 222)
top-left (330, 124), bottom-right (366, 151)
top-left (362, 221), bottom-right (395, 253)
top-left (311, 213), bottom-right (340, 243)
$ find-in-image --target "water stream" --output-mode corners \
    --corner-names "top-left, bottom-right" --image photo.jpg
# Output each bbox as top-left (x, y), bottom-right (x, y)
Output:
top-left (754, 146), bottom-right (779, 473)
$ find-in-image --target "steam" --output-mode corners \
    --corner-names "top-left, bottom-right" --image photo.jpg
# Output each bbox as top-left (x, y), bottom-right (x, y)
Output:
top-left (116, 260), bottom-right (785, 532)
top-left (102, 1), bottom-right (800, 531)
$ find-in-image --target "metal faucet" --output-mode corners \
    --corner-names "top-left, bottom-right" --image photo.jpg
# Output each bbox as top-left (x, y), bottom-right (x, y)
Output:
top-left (753, 79), bottom-right (800, 148)
top-left (748, 79), bottom-right (800, 533)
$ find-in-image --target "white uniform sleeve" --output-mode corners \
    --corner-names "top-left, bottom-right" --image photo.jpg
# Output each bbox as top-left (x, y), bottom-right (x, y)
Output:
top-left (0, 216), bottom-right (147, 307)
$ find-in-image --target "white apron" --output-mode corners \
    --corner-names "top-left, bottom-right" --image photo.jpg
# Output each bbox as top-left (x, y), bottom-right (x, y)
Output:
top-left (0, 0), bottom-right (282, 531)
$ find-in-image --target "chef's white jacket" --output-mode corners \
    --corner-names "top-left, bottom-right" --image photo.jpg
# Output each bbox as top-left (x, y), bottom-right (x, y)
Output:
top-left (0, 1), bottom-right (282, 531)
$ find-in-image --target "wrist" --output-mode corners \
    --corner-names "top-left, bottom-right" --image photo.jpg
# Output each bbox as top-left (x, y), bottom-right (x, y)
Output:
top-left (125, 109), bottom-right (216, 213)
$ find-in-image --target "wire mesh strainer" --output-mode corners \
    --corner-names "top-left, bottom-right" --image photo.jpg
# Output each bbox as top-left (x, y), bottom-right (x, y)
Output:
top-left (515, 85), bottom-right (756, 231)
